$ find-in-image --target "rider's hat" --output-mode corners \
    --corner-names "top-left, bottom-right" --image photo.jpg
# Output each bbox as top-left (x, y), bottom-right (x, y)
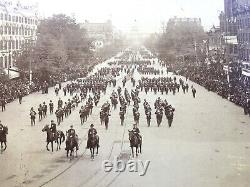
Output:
top-left (90, 124), bottom-right (94, 127)
top-left (51, 120), bottom-right (54, 123)
top-left (70, 125), bottom-right (73, 128)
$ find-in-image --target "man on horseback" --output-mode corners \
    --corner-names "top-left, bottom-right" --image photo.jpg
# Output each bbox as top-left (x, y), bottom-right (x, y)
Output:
top-left (65, 125), bottom-right (78, 150)
top-left (86, 124), bottom-right (98, 149)
top-left (50, 120), bottom-right (57, 139)
top-left (131, 124), bottom-right (142, 143)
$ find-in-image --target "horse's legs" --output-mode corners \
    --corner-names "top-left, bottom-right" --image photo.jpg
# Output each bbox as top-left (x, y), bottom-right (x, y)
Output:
top-left (4, 142), bottom-right (7, 150)
top-left (67, 150), bottom-right (69, 157)
top-left (96, 146), bottom-right (98, 155)
top-left (46, 142), bottom-right (50, 151)
top-left (90, 148), bottom-right (94, 159)
top-left (59, 138), bottom-right (61, 150)
top-left (56, 140), bottom-right (59, 151)
top-left (136, 147), bottom-right (138, 157)
top-left (90, 148), bottom-right (92, 158)
top-left (131, 147), bottom-right (134, 158)
top-left (51, 142), bottom-right (53, 152)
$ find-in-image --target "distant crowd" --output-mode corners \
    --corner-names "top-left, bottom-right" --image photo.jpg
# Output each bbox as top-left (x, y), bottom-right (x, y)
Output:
top-left (0, 66), bottom-right (90, 107)
top-left (161, 59), bottom-right (250, 115)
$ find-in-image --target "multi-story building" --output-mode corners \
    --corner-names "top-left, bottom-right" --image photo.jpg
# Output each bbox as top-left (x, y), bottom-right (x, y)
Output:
top-left (80, 20), bottom-right (113, 50)
top-left (221, 0), bottom-right (238, 61)
top-left (0, 0), bottom-right (38, 70)
top-left (208, 25), bottom-right (223, 53)
top-left (236, 0), bottom-right (250, 61)
top-left (167, 17), bottom-right (202, 28)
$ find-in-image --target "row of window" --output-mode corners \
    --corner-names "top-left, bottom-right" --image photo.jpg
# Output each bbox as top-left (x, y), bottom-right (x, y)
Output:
top-left (0, 12), bottom-right (38, 25)
top-left (0, 25), bottom-right (36, 36)
top-left (238, 33), bottom-right (250, 44)
top-left (0, 40), bottom-right (25, 50)
top-left (0, 56), bottom-right (11, 69)
top-left (239, 49), bottom-right (250, 61)
top-left (237, 17), bottom-right (250, 29)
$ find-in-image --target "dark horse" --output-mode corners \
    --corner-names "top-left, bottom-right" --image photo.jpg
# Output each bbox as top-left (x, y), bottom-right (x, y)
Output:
top-left (42, 125), bottom-right (65, 152)
top-left (0, 126), bottom-right (8, 152)
top-left (128, 130), bottom-right (142, 157)
top-left (155, 110), bottom-right (163, 127)
top-left (66, 135), bottom-right (78, 157)
top-left (89, 134), bottom-right (99, 160)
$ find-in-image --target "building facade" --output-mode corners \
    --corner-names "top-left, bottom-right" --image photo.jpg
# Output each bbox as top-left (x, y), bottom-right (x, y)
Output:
top-left (167, 17), bottom-right (202, 27)
top-left (236, 1), bottom-right (250, 61)
top-left (0, 0), bottom-right (38, 70)
top-left (208, 25), bottom-right (223, 52)
top-left (80, 20), bottom-right (113, 50)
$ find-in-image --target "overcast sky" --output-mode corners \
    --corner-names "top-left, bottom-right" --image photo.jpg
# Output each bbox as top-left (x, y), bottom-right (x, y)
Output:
top-left (24, 0), bottom-right (224, 33)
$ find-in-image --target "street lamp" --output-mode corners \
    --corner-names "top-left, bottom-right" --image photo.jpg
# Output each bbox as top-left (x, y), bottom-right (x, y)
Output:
top-left (23, 36), bottom-right (36, 85)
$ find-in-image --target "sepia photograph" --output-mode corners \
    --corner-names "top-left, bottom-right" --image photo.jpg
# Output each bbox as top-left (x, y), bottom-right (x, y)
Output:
top-left (0, 0), bottom-right (249, 186)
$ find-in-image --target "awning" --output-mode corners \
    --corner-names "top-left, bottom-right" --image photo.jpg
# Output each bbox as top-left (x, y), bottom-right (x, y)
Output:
top-left (224, 36), bottom-right (238, 45)
top-left (242, 68), bottom-right (250, 77)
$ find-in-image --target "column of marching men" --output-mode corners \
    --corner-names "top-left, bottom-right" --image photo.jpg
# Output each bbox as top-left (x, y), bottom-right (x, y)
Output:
top-left (1, 47), bottom-right (197, 158)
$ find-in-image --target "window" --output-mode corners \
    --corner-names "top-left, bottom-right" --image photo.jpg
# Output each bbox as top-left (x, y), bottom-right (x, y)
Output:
top-left (4, 56), bottom-right (7, 68)
top-left (0, 13), bottom-right (3, 20)
top-left (0, 41), bottom-right (3, 50)
top-left (12, 26), bottom-right (15, 35)
top-left (25, 17), bottom-right (27, 24)
top-left (0, 26), bottom-right (3, 35)
top-left (4, 26), bottom-right (7, 35)
top-left (8, 26), bottom-right (11, 35)
top-left (5, 14), bottom-right (7, 21)
top-left (12, 15), bottom-right (15, 22)
top-left (16, 40), bottom-right (18, 49)
top-left (8, 15), bottom-right (11, 21)
top-left (12, 40), bottom-right (15, 49)
top-left (8, 40), bottom-right (11, 49)
top-left (0, 57), bottom-right (3, 68)
top-left (3, 41), bottom-right (7, 50)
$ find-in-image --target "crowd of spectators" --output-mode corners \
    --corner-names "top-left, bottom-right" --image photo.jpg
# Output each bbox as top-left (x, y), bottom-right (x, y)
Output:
top-left (0, 66), bottom-right (90, 104)
top-left (161, 59), bottom-right (250, 114)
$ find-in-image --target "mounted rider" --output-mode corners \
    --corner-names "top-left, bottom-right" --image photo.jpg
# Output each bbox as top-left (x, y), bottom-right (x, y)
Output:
top-left (86, 124), bottom-right (98, 149)
top-left (50, 120), bottom-right (57, 139)
top-left (130, 124), bottom-right (142, 143)
top-left (65, 125), bottom-right (78, 150)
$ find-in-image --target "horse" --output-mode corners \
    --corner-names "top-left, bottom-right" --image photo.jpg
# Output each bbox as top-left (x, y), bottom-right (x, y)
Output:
top-left (88, 134), bottom-right (99, 160)
top-left (155, 110), bottom-right (163, 127)
top-left (166, 110), bottom-right (174, 127)
top-left (146, 113), bottom-right (151, 127)
top-left (66, 135), bottom-right (78, 157)
top-left (128, 130), bottom-right (142, 157)
top-left (42, 125), bottom-right (65, 152)
top-left (0, 126), bottom-right (8, 152)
